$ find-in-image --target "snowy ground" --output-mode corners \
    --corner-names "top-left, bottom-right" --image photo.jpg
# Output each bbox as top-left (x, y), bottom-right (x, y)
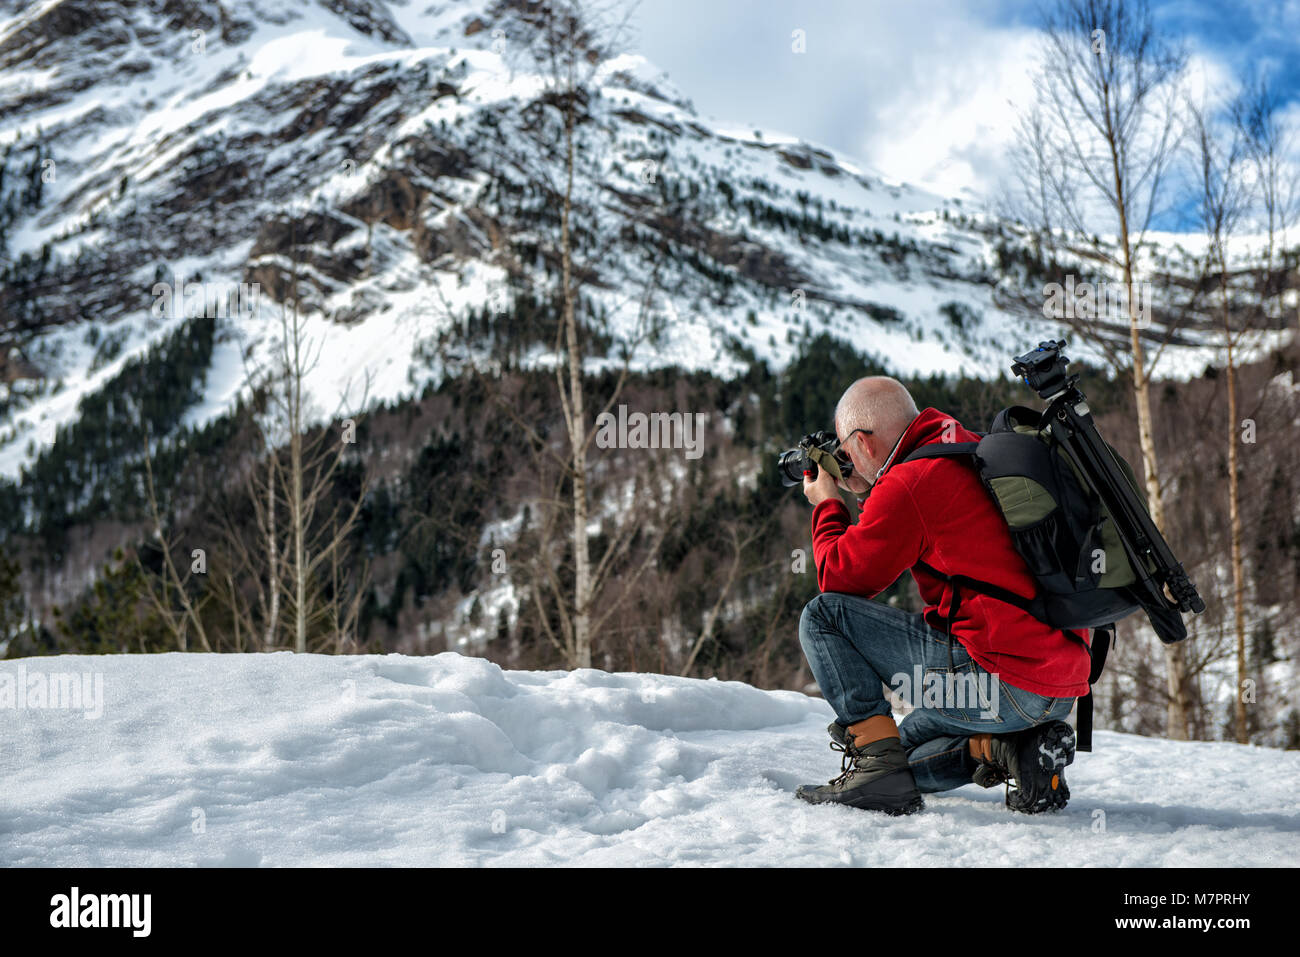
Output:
top-left (1, 652), bottom-right (1296, 867)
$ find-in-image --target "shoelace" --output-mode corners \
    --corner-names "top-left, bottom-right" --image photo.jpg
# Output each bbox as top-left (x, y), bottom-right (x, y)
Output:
top-left (974, 751), bottom-right (1028, 807)
top-left (825, 738), bottom-right (864, 787)
top-left (972, 759), bottom-right (1010, 788)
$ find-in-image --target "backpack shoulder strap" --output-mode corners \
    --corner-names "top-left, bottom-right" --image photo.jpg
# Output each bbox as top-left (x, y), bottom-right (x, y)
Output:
top-left (990, 405), bottom-right (1045, 433)
top-left (902, 441), bottom-right (980, 463)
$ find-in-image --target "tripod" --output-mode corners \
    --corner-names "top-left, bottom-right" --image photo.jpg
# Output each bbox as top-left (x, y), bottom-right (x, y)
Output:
top-left (1012, 341), bottom-right (1205, 643)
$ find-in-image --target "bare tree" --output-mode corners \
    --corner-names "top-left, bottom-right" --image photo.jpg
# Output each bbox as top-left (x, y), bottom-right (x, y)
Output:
top-left (207, 220), bottom-right (374, 654)
top-left (532, 0), bottom-right (612, 670)
top-left (207, 446), bottom-right (281, 652)
top-left (137, 438), bottom-right (213, 652)
top-left (1188, 95), bottom-right (1250, 742)
top-left (1009, 0), bottom-right (1195, 738)
top-left (479, 0), bottom-right (664, 670)
top-left (266, 295), bottom-right (372, 653)
top-left (1235, 72), bottom-right (1300, 332)
top-left (492, 297), bottom-right (671, 672)
top-left (256, 438), bottom-right (281, 651)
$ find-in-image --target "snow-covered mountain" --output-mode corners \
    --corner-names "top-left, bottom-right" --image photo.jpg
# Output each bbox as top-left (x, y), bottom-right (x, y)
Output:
top-left (1, 0), bottom-right (1248, 482)
top-left (1, 651), bottom-right (1294, 866)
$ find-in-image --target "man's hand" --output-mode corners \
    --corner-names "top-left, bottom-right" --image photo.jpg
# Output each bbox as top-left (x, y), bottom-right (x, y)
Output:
top-left (802, 467), bottom-right (840, 506)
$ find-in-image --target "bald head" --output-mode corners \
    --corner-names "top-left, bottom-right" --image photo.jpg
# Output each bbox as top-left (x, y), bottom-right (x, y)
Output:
top-left (834, 376), bottom-right (918, 448)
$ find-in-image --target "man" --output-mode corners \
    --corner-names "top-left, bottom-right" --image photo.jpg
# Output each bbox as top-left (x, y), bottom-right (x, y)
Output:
top-left (796, 376), bottom-right (1088, 815)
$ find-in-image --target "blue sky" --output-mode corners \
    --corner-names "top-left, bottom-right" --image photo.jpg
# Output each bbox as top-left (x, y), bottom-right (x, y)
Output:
top-left (627, 1), bottom-right (1300, 227)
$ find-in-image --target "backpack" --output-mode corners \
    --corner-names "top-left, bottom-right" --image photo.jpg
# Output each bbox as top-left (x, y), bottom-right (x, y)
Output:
top-left (902, 405), bottom-right (1185, 751)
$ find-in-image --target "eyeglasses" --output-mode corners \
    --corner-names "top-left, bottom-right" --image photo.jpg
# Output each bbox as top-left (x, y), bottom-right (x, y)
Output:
top-left (833, 428), bottom-right (872, 467)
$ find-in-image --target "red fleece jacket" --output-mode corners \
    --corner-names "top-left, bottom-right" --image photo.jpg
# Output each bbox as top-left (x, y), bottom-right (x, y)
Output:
top-left (811, 407), bottom-right (1091, 698)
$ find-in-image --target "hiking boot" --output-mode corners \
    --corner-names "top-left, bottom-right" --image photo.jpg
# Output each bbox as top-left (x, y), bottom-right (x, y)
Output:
top-left (796, 721), bottom-right (925, 815)
top-left (972, 720), bottom-right (1075, 814)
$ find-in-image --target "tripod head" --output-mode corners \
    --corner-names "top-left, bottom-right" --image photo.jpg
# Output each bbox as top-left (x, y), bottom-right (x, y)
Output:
top-left (1012, 340), bottom-right (1078, 401)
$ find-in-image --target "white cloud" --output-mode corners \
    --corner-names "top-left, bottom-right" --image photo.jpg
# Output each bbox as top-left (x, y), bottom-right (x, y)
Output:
top-left (627, 1), bottom-right (1042, 200)
top-left (853, 21), bottom-right (1041, 197)
top-left (1184, 46), bottom-right (1242, 107)
top-left (627, 0), bottom-right (1262, 207)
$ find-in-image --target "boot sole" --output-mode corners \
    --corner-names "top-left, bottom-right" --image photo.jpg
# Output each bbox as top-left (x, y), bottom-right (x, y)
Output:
top-left (795, 769), bottom-right (926, 815)
top-left (796, 788), bottom-right (926, 815)
top-left (855, 793), bottom-right (925, 816)
top-left (1006, 720), bottom-right (1075, 814)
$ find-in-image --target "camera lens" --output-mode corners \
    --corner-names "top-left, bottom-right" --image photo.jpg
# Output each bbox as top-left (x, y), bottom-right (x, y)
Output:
top-left (777, 449), bottom-right (811, 487)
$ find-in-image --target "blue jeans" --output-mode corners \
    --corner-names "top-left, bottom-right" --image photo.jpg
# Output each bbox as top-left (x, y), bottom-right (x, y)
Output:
top-left (799, 592), bottom-right (1075, 793)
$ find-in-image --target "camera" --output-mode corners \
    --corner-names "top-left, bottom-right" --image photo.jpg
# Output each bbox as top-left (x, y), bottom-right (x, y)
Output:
top-left (777, 430), bottom-right (853, 487)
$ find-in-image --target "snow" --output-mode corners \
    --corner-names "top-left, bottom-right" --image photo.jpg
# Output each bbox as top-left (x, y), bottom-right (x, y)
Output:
top-left (2, 652), bottom-right (1296, 867)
